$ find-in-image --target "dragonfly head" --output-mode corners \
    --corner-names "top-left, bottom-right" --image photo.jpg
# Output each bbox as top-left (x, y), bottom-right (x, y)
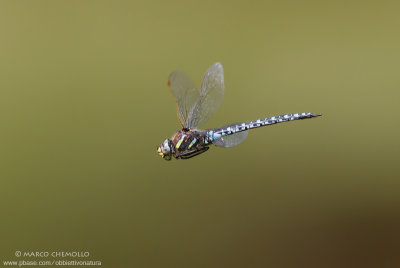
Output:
top-left (157, 139), bottom-right (172, 160)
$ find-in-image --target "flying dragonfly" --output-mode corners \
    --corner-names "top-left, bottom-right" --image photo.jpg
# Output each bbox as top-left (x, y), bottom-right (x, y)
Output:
top-left (157, 63), bottom-right (321, 160)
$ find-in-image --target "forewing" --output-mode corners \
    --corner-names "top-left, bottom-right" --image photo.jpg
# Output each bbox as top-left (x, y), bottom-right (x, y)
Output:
top-left (186, 63), bottom-right (224, 128)
top-left (213, 131), bottom-right (249, 148)
top-left (168, 70), bottom-right (199, 128)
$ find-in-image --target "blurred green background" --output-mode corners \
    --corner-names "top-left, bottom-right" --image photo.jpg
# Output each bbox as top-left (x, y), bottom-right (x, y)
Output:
top-left (1, 0), bottom-right (399, 267)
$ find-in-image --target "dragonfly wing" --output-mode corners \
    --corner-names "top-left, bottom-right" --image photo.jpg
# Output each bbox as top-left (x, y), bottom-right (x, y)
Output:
top-left (186, 63), bottom-right (224, 128)
top-left (168, 70), bottom-right (199, 128)
top-left (213, 130), bottom-right (249, 148)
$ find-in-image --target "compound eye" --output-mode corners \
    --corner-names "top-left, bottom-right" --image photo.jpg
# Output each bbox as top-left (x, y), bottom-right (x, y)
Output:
top-left (164, 155), bottom-right (172, 161)
top-left (163, 140), bottom-right (171, 152)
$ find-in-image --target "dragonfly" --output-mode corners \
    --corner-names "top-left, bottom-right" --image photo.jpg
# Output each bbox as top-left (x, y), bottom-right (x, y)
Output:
top-left (157, 62), bottom-right (321, 160)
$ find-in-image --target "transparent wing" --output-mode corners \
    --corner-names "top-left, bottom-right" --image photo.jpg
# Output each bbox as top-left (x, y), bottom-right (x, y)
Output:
top-left (168, 70), bottom-right (199, 128)
top-left (213, 131), bottom-right (249, 148)
top-left (186, 63), bottom-right (224, 128)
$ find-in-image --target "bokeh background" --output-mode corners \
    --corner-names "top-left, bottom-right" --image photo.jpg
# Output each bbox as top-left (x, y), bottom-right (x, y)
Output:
top-left (1, 1), bottom-right (399, 267)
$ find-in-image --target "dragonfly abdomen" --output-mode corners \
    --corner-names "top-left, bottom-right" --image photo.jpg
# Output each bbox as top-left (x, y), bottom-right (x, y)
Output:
top-left (207, 112), bottom-right (321, 142)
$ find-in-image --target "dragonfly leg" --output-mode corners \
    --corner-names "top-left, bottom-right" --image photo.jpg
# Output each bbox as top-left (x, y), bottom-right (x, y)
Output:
top-left (177, 147), bottom-right (209, 159)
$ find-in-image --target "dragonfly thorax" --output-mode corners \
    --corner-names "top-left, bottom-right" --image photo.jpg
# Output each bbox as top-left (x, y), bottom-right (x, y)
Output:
top-left (157, 129), bottom-right (211, 160)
